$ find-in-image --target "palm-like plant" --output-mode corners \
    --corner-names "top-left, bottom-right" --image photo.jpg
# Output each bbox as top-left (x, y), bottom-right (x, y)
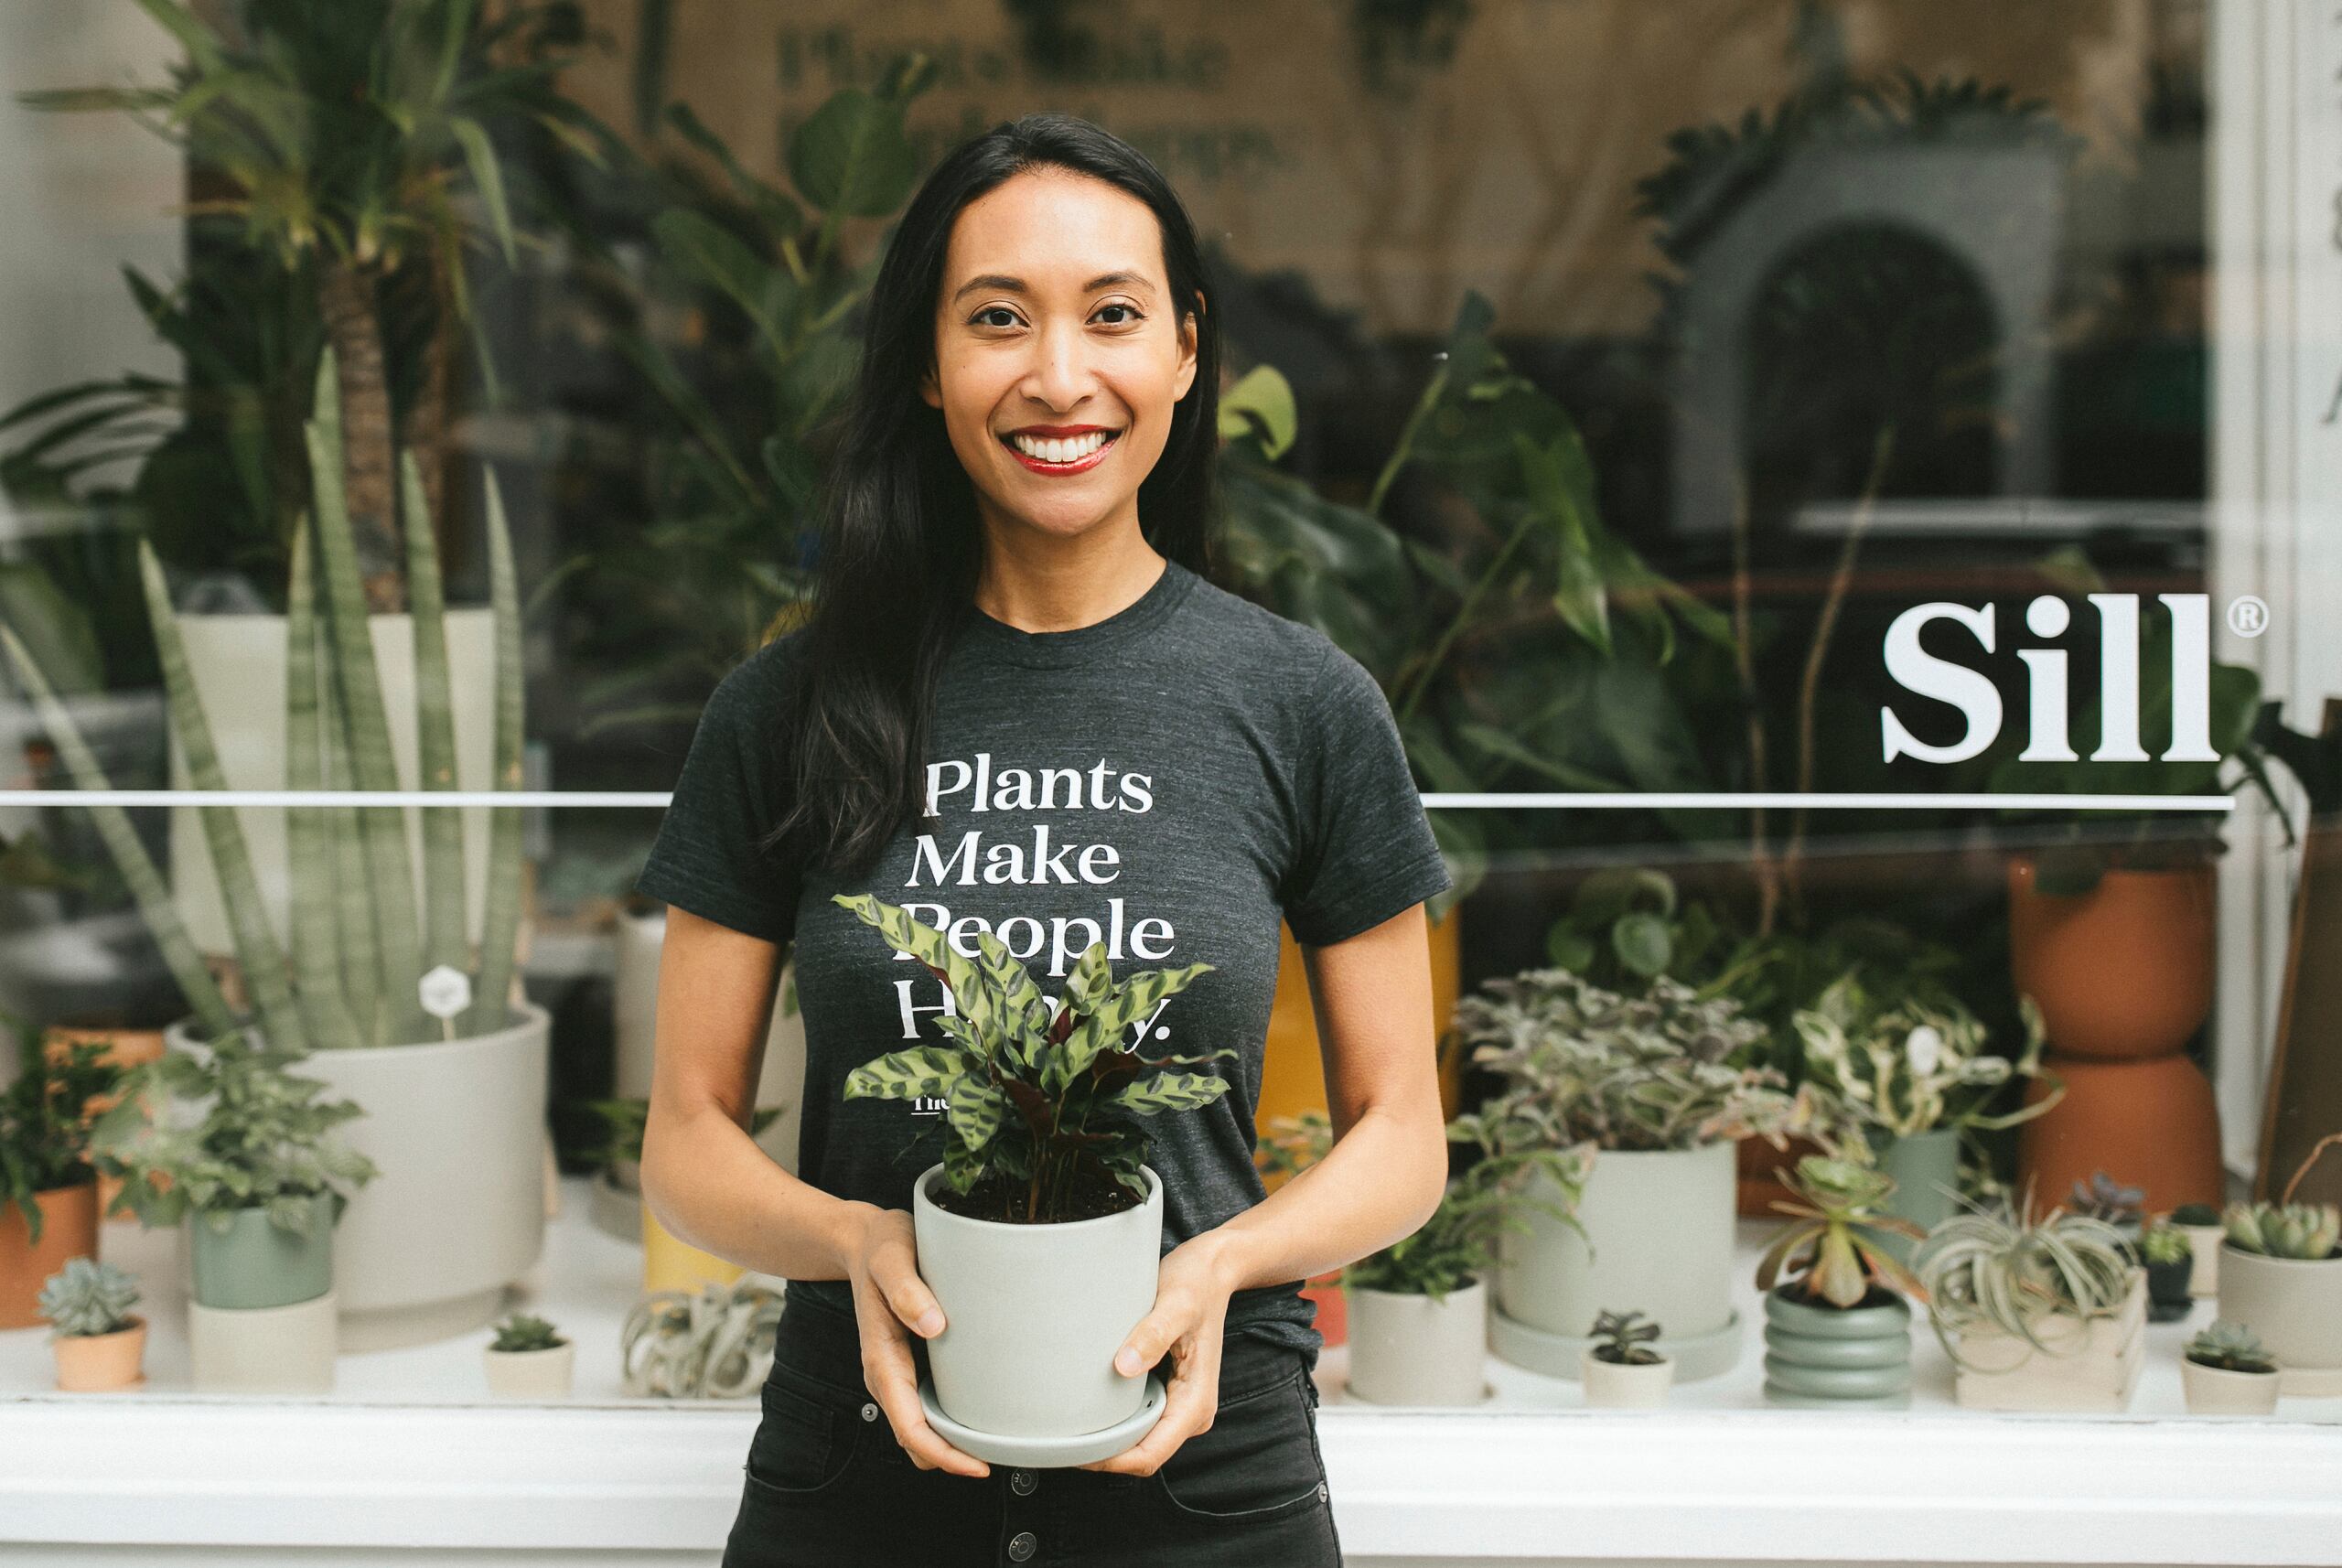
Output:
top-left (1755, 1154), bottom-right (1928, 1308)
top-left (831, 893), bottom-right (1233, 1224)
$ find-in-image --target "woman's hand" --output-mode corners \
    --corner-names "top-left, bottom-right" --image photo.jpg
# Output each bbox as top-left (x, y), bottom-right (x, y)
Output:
top-left (841, 1202), bottom-right (991, 1478)
top-left (1079, 1234), bottom-right (1239, 1476)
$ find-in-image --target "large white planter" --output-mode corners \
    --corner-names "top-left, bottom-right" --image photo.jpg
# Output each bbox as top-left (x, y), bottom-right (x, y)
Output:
top-left (2217, 1243), bottom-right (2342, 1395)
top-left (911, 1162), bottom-right (1160, 1438)
top-left (1498, 1141), bottom-right (1736, 1337)
top-left (1346, 1280), bottom-right (1489, 1405)
top-left (168, 607), bottom-right (500, 959)
top-left (189, 1289), bottom-right (337, 1394)
top-left (167, 1000), bottom-right (551, 1351)
top-left (612, 906), bottom-right (801, 1171)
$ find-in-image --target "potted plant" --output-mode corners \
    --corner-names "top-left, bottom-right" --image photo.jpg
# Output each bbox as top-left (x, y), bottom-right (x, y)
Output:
top-left (2180, 1320), bottom-right (2282, 1416)
top-left (1912, 1193), bottom-right (2146, 1412)
top-left (1256, 1111), bottom-right (1349, 1348)
top-left (2169, 1201), bottom-right (2227, 1296)
top-left (1580, 1309), bottom-right (1673, 1407)
top-left (0, 356), bottom-right (545, 1354)
top-left (38, 1257), bottom-right (146, 1392)
top-left (2139, 1221), bottom-right (2196, 1323)
top-left (1455, 968), bottom-right (1812, 1381)
top-left (91, 1025), bottom-right (376, 1392)
top-left (1754, 1155), bottom-right (1928, 1406)
top-left (1790, 975), bottom-right (2063, 1251)
top-left (832, 892), bottom-right (1231, 1463)
top-left (0, 1033), bottom-right (121, 1327)
top-left (2215, 1134), bottom-right (2342, 1393)
top-left (1343, 1130), bottom-right (1595, 1406)
top-left (2069, 1170), bottom-right (2148, 1255)
top-left (483, 1311), bottom-right (575, 1398)
top-left (621, 1280), bottom-right (785, 1398)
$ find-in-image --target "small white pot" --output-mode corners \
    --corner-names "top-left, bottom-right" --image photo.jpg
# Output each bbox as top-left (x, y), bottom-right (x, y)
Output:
top-left (912, 1162), bottom-right (1161, 1438)
top-left (1580, 1347), bottom-right (1674, 1407)
top-left (483, 1340), bottom-right (575, 1399)
top-left (188, 1289), bottom-right (337, 1394)
top-left (2181, 1356), bottom-right (2281, 1415)
top-left (1345, 1280), bottom-right (1488, 1405)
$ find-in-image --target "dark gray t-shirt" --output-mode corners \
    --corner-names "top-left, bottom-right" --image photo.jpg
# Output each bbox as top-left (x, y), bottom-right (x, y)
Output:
top-left (632, 556), bottom-right (1452, 1358)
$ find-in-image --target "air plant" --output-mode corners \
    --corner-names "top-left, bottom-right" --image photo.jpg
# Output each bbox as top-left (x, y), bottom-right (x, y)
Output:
top-left (1910, 1190), bottom-right (2140, 1375)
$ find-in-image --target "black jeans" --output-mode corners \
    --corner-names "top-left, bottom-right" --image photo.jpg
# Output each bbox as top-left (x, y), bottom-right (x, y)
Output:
top-left (721, 1288), bottom-right (1344, 1567)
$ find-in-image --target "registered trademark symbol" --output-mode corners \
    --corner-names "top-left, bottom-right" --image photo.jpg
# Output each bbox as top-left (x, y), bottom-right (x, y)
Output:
top-left (2229, 596), bottom-right (2271, 638)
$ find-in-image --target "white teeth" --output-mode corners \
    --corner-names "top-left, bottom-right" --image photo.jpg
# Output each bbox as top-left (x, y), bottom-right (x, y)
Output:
top-left (1010, 430), bottom-right (1111, 463)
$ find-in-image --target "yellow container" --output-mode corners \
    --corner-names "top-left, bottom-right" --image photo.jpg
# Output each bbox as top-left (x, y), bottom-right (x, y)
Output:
top-left (640, 1204), bottom-right (743, 1294)
top-left (1255, 906), bottom-right (1463, 1137)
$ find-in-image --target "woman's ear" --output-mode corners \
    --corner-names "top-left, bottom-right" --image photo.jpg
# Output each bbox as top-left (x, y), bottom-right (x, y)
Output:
top-left (1171, 304), bottom-right (1199, 403)
top-left (919, 358), bottom-right (942, 409)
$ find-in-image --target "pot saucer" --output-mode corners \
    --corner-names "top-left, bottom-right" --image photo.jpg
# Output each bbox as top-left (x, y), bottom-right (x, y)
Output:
top-left (918, 1374), bottom-right (1168, 1468)
top-left (1490, 1304), bottom-right (1743, 1382)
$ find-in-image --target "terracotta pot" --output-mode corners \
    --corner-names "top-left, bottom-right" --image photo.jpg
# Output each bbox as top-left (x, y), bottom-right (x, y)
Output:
top-left (42, 1026), bottom-right (166, 1224)
top-left (2007, 855), bottom-right (2214, 1060)
top-left (51, 1315), bottom-right (147, 1391)
top-left (2016, 1053), bottom-right (2223, 1217)
top-left (1258, 907), bottom-right (1462, 1138)
top-left (1302, 1273), bottom-right (1348, 1348)
top-left (1736, 1133), bottom-right (1828, 1219)
top-left (0, 1181), bottom-right (98, 1329)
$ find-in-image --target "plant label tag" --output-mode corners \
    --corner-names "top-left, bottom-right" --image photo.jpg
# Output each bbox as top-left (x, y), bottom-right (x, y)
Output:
top-left (420, 964), bottom-right (473, 1021)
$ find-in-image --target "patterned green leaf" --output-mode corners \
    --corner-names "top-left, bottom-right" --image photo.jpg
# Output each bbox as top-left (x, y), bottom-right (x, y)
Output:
top-left (1111, 1073), bottom-right (1231, 1117)
top-left (831, 892), bottom-right (1003, 1039)
top-left (945, 1076), bottom-right (1006, 1152)
top-left (1065, 940), bottom-right (1113, 1014)
top-left (843, 1045), bottom-right (972, 1101)
top-left (1098, 1142), bottom-right (1149, 1201)
top-left (1054, 961), bottom-right (1214, 1088)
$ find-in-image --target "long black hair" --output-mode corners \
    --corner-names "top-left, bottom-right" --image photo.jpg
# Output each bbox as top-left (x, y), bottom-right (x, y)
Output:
top-left (764, 113), bottom-right (1222, 880)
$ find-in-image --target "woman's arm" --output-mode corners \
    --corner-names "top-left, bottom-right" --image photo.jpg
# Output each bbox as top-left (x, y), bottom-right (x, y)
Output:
top-left (1082, 900), bottom-right (1450, 1475)
top-left (638, 906), bottom-right (990, 1477)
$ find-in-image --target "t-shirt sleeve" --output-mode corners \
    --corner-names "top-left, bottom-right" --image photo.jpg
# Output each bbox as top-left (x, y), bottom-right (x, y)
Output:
top-left (1279, 639), bottom-right (1454, 947)
top-left (632, 650), bottom-right (801, 946)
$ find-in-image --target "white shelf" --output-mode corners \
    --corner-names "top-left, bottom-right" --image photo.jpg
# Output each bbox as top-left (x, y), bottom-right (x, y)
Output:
top-left (3, 1178), bottom-right (2339, 1565)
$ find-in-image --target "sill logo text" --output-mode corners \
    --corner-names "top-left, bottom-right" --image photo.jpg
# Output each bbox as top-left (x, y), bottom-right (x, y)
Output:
top-left (1880, 593), bottom-right (2251, 766)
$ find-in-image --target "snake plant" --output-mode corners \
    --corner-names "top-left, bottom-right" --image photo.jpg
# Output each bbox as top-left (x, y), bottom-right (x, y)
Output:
top-left (0, 349), bottom-right (524, 1049)
top-left (831, 892), bottom-right (1233, 1223)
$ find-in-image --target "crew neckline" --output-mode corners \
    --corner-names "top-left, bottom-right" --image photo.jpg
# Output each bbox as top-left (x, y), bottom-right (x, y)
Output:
top-left (961, 556), bottom-right (1197, 669)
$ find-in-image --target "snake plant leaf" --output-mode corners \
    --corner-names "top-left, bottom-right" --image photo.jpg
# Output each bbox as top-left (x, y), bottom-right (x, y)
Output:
top-left (467, 464), bottom-right (526, 1037)
top-left (320, 628), bottom-right (382, 1045)
top-left (843, 1044), bottom-right (975, 1102)
top-left (400, 451), bottom-right (467, 982)
top-left (0, 621), bottom-right (239, 1040)
top-left (1110, 1072), bottom-right (1230, 1117)
top-left (305, 350), bottom-right (426, 1043)
top-left (285, 514), bottom-right (361, 1051)
top-left (134, 537), bottom-right (308, 1056)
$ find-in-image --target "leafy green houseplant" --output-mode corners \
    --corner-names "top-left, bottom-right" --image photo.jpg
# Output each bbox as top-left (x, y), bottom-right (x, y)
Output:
top-left (1753, 1155), bottom-right (1927, 1405)
top-left (89, 1025), bottom-right (376, 1311)
top-left (483, 1308), bottom-right (574, 1399)
top-left (1455, 968), bottom-right (1813, 1379)
top-left (1581, 1308), bottom-right (1674, 1406)
top-left (831, 892), bottom-right (1229, 1455)
top-left (38, 1256), bottom-right (148, 1392)
top-left (2181, 1320), bottom-right (2281, 1415)
top-left (0, 1035), bottom-right (122, 1328)
top-left (1911, 1195), bottom-right (2145, 1410)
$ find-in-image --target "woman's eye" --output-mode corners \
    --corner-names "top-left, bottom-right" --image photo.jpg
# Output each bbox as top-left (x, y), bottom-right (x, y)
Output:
top-left (972, 306), bottom-right (1020, 328)
top-left (1095, 303), bottom-right (1143, 325)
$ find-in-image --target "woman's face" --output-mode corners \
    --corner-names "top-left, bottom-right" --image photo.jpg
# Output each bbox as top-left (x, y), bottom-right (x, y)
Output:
top-left (922, 167), bottom-right (1198, 544)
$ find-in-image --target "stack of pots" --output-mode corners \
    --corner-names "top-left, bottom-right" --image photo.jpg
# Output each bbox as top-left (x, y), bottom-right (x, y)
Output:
top-left (2006, 854), bottom-right (2223, 1213)
top-left (185, 1192), bottom-right (340, 1393)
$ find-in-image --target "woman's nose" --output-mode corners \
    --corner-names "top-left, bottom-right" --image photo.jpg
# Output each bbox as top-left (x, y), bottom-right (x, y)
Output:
top-left (1021, 319), bottom-right (1097, 411)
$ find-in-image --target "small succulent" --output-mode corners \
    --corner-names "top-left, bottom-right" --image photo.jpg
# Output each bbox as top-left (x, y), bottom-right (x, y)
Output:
top-left (1755, 1154), bottom-right (1929, 1309)
top-left (2223, 1199), bottom-right (2342, 1261)
top-left (2069, 1170), bottom-right (2146, 1230)
top-left (489, 1312), bottom-right (566, 1353)
top-left (2140, 1222), bottom-right (2191, 1266)
top-left (2185, 1319), bottom-right (2277, 1375)
top-left (1590, 1307), bottom-right (1666, 1366)
top-left (38, 1257), bottom-right (140, 1338)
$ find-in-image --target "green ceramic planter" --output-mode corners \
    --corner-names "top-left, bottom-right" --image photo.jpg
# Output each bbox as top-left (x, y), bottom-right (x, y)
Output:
top-left (188, 1191), bottom-right (336, 1310)
top-left (1869, 1126), bottom-right (1961, 1265)
top-left (1761, 1283), bottom-right (1913, 1407)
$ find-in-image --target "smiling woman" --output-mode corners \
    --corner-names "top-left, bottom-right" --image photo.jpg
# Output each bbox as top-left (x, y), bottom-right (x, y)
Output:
top-left (632, 113), bottom-right (1451, 1568)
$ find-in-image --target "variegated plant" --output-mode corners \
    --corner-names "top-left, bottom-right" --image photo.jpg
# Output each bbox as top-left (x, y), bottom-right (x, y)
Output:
top-left (832, 893), bottom-right (1232, 1223)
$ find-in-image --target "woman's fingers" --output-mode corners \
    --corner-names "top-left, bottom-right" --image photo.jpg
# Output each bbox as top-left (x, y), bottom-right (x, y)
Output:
top-left (859, 1316), bottom-right (992, 1477)
top-left (1081, 1326), bottom-right (1222, 1476)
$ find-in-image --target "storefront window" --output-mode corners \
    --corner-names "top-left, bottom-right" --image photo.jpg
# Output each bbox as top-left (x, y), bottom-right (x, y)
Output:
top-left (3, 0), bottom-right (2336, 1557)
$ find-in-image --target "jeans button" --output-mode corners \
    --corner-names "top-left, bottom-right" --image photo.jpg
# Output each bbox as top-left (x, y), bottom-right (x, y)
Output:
top-left (1009, 1467), bottom-right (1038, 1496)
top-left (1007, 1530), bottom-right (1037, 1563)
top-left (861, 1402), bottom-right (879, 1423)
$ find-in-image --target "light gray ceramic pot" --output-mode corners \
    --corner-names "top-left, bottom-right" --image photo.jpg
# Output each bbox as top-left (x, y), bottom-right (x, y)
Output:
top-left (1871, 1126), bottom-right (1961, 1264)
top-left (188, 1191), bottom-right (336, 1310)
top-left (1346, 1279), bottom-right (1489, 1405)
top-left (2217, 1242), bottom-right (2342, 1384)
top-left (912, 1162), bottom-right (1162, 1438)
top-left (1497, 1140), bottom-right (1736, 1339)
top-left (1760, 1283), bottom-right (1913, 1406)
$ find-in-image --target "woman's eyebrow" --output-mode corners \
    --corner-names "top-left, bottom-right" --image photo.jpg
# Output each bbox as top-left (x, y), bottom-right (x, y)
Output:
top-left (948, 270), bottom-right (1155, 303)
